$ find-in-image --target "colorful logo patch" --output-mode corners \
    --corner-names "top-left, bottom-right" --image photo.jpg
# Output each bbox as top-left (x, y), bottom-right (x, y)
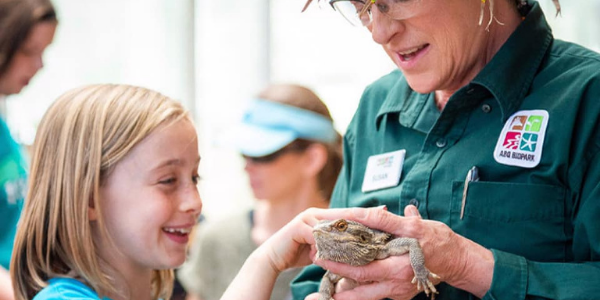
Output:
top-left (494, 110), bottom-right (549, 168)
top-left (376, 156), bottom-right (394, 167)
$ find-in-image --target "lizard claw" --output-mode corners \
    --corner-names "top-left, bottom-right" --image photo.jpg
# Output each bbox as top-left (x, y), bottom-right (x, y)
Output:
top-left (411, 271), bottom-right (440, 300)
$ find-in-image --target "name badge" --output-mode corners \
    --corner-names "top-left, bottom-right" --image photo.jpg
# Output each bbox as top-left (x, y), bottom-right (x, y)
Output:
top-left (361, 149), bottom-right (406, 193)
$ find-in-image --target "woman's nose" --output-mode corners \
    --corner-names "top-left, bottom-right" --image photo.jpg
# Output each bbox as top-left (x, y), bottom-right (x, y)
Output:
top-left (369, 9), bottom-right (403, 46)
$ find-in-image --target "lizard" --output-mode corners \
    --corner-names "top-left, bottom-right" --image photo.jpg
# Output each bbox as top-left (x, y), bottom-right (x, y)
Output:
top-left (312, 219), bottom-right (440, 300)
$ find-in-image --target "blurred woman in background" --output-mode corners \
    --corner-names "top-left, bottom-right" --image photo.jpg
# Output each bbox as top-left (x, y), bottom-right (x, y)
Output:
top-left (0, 0), bottom-right (57, 298)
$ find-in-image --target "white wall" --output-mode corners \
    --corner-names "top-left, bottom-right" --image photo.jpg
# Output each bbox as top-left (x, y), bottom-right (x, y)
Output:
top-left (5, 0), bottom-right (194, 145)
top-left (193, 0), bottom-right (271, 218)
top-left (4, 0), bottom-right (599, 221)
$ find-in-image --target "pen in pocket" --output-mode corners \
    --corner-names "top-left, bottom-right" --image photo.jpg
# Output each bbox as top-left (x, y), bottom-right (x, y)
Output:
top-left (460, 166), bottom-right (480, 220)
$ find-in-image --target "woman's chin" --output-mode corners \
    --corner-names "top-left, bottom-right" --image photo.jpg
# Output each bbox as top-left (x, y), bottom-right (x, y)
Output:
top-left (404, 76), bottom-right (438, 95)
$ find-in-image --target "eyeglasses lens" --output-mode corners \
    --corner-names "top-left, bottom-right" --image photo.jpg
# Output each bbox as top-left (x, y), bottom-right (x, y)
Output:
top-left (330, 0), bottom-right (421, 26)
top-left (331, 0), bottom-right (373, 26)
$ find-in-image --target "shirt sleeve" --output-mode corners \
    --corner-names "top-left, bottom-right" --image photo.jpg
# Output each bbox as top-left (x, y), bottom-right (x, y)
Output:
top-left (483, 147), bottom-right (600, 300)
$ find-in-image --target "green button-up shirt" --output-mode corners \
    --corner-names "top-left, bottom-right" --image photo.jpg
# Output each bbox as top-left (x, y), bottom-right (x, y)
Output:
top-left (292, 2), bottom-right (600, 300)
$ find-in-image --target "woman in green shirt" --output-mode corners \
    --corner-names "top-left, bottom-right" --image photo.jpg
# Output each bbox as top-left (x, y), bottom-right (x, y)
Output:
top-left (290, 0), bottom-right (600, 299)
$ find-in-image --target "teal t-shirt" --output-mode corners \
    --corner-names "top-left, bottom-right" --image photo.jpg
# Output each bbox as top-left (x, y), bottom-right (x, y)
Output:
top-left (0, 116), bottom-right (27, 269)
top-left (33, 278), bottom-right (113, 300)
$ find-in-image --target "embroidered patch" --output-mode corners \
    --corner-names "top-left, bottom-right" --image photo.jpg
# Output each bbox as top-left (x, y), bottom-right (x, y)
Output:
top-left (493, 110), bottom-right (549, 168)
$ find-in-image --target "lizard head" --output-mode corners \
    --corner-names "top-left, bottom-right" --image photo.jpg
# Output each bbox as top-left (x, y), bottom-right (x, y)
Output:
top-left (313, 219), bottom-right (392, 266)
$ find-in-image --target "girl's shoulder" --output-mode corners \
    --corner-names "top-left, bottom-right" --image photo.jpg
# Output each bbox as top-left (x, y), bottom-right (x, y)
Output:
top-left (33, 278), bottom-right (112, 300)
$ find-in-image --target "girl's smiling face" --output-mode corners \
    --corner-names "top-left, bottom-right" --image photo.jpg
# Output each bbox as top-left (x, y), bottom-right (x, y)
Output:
top-left (95, 118), bottom-right (202, 275)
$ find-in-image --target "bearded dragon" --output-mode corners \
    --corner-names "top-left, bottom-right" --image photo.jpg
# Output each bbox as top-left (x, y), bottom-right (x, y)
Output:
top-left (313, 219), bottom-right (440, 300)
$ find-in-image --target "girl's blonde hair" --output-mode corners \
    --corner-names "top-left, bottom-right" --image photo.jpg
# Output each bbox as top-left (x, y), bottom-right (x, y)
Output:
top-left (10, 84), bottom-right (190, 300)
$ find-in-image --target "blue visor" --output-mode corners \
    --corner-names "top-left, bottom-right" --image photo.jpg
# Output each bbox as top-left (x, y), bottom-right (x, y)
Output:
top-left (234, 99), bottom-right (337, 157)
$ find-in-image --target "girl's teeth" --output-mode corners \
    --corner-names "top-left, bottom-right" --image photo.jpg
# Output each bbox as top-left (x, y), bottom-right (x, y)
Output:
top-left (163, 228), bottom-right (191, 234)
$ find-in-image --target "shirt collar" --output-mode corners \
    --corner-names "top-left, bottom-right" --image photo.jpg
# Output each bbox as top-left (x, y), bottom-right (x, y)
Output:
top-left (374, 70), bottom-right (420, 130)
top-left (473, 0), bottom-right (553, 121)
top-left (375, 1), bottom-right (553, 129)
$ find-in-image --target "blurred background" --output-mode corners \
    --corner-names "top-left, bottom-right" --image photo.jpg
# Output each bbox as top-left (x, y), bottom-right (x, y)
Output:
top-left (3, 0), bottom-right (599, 220)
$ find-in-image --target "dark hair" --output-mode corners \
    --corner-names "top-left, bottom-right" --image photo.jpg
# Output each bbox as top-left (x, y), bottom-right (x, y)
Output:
top-left (0, 0), bottom-right (57, 75)
top-left (257, 83), bottom-right (343, 200)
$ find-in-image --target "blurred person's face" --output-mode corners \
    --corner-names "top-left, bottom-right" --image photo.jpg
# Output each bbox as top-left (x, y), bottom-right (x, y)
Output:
top-left (367, 0), bottom-right (491, 94)
top-left (0, 21), bottom-right (56, 95)
top-left (244, 147), bottom-right (309, 201)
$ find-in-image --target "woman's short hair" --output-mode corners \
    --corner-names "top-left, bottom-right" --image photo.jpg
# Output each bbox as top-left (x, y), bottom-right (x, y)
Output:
top-left (0, 0), bottom-right (57, 75)
top-left (258, 84), bottom-right (343, 200)
top-left (10, 84), bottom-right (190, 300)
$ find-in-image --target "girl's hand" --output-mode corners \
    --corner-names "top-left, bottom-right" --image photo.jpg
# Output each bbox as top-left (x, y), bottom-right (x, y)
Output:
top-left (261, 206), bottom-right (390, 273)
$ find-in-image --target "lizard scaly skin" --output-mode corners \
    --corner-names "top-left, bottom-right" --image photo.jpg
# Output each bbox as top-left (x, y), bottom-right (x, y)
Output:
top-left (313, 219), bottom-right (440, 300)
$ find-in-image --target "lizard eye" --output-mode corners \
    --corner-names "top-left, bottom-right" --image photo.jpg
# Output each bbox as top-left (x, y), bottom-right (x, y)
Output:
top-left (334, 220), bottom-right (348, 231)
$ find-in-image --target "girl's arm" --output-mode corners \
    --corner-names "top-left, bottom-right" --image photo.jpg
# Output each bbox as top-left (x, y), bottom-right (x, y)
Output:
top-left (220, 207), bottom-right (386, 300)
top-left (0, 267), bottom-right (15, 300)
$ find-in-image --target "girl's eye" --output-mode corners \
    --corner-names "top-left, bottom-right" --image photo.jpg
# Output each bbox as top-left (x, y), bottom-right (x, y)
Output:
top-left (192, 175), bottom-right (201, 185)
top-left (159, 178), bottom-right (176, 185)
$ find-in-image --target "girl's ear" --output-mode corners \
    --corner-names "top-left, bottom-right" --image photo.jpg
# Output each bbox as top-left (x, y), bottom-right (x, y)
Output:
top-left (303, 143), bottom-right (328, 177)
top-left (88, 197), bottom-right (98, 221)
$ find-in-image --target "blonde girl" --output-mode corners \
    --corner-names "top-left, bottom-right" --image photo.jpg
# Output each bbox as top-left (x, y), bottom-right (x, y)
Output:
top-left (10, 84), bottom-right (202, 300)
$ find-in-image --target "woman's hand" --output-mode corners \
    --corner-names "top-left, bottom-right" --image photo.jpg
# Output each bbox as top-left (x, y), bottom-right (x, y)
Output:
top-left (311, 205), bottom-right (495, 300)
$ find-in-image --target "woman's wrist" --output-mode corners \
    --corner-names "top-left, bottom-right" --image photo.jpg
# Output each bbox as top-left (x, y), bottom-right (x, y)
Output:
top-left (447, 237), bottom-right (495, 298)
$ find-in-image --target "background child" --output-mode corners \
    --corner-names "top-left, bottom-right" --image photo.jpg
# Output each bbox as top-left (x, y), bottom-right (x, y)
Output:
top-left (0, 0), bottom-right (57, 298)
top-left (10, 84), bottom-right (202, 300)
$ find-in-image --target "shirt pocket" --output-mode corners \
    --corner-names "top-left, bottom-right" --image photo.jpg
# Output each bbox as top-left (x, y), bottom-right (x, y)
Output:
top-left (451, 181), bottom-right (568, 261)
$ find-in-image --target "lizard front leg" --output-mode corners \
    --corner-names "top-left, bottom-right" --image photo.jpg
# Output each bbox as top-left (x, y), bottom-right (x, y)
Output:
top-left (318, 270), bottom-right (341, 300)
top-left (384, 237), bottom-right (440, 299)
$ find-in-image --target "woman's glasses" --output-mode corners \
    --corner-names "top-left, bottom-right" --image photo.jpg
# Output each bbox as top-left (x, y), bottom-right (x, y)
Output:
top-left (306, 0), bottom-right (421, 27)
top-left (329, 0), bottom-right (374, 26)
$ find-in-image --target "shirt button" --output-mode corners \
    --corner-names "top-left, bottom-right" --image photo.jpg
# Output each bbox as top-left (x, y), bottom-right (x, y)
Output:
top-left (481, 104), bottom-right (492, 113)
top-left (435, 138), bottom-right (447, 148)
top-left (409, 198), bottom-right (419, 208)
